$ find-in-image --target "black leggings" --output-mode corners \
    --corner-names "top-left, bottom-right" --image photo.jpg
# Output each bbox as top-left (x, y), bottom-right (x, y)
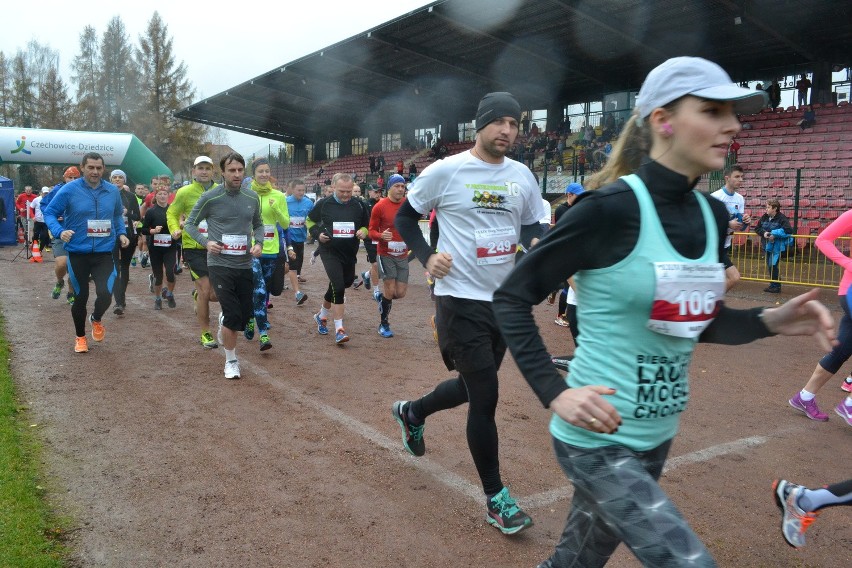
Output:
top-left (33, 221), bottom-right (50, 249)
top-left (288, 241), bottom-right (305, 274)
top-left (410, 296), bottom-right (506, 496)
top-left (67, 252), bottom-right (115, 337)
top-left (149, 244), bottom-right (177, 286)
top-left (411, 366), bottom-right (502, 496)
top-left (319, 250), bottom-right (355, 305)
top-left (112, 238), bottom-right (137, 306)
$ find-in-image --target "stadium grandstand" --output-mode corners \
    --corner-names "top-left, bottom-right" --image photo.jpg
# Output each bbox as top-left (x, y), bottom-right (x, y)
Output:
top-left (176, 0), bottom-right (850, 240)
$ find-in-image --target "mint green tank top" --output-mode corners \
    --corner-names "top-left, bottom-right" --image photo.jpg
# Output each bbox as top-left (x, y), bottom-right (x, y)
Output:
top-left (550, 174), bottom-right (721, 451)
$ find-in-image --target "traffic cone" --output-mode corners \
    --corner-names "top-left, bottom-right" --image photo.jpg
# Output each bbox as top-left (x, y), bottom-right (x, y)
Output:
top-left (30, 240), bottom-right (43, 263)
top-left (17, 226), bottom-right (24, 243)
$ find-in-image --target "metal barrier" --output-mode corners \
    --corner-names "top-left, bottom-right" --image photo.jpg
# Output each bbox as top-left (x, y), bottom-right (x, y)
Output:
top-left (729, 232), bottom-right (849, 289)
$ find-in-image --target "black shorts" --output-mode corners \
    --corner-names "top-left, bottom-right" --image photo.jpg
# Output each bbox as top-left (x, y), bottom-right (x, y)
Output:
top-left (287, 241), bottom-right (305, 273)
top-left (364, 240), bottom-right (377, 264)
top-left (722, 246), bottom-right (734, 269)
top-left (434, 295), bottom-right (506, 374)
top-left (183, 248), bottom-right (209, 281)
top-left (208, 265), bottom-right (253, 331)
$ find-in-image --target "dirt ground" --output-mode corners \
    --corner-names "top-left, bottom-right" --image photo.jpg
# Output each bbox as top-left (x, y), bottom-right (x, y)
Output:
top-left (0, 243), bottom-right (849, 567)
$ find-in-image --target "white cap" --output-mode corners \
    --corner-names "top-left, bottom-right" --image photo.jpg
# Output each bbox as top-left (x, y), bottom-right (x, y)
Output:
top-left (41, 186), bottom-right (50, 193)
top-left (194, 155), bottom-right (213, 166)
top-left (635, 57), bottom-right (767, 119)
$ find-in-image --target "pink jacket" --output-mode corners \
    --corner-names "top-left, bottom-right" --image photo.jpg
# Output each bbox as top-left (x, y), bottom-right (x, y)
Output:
top-left (816, 209), bottom-right (852, 295)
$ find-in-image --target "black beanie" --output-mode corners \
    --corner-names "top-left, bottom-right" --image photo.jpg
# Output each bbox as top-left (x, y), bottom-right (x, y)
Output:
top-left (475, 92), bottom-right (521, 131)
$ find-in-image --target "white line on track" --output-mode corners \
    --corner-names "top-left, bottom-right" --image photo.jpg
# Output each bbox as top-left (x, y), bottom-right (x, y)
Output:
top-left (129, 297), bottom-right (803, 510)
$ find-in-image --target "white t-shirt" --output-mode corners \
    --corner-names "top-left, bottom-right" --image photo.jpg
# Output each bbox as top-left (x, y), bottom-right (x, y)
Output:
top-left (30, 196), bottom-right (45, 222)
top-left (539, 198), bottom-right (552, 225)
top-left (406, 150), bottom-right (546, 301)
top-left (710, 187), bottom-right (745, 248)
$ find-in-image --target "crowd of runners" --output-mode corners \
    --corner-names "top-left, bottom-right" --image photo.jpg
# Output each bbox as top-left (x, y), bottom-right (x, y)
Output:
top-left (25, 56), bottom-right (852, 566)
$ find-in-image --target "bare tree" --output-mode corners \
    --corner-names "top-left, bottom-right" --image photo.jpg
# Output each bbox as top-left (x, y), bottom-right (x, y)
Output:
top-left (24, 40), bottom-right (60, 100)
top-left (71, 25), bottom-right (100, 130)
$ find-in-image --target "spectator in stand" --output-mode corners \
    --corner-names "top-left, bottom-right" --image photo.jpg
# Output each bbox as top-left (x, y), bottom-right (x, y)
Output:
top-left (408, 161), bottom-right (417, 182)
top-left (377, 154), bottom-right (386, 176)
top-left (396, 158), bottom-right (404, 175)
top-left (425, 130), bottom-right (433, 148)
top-left (755, 198), bottom-right (793, 293)
top-left (521, 113), bottom-right (530, 136)
top-left (766, 80), bottom-right (781, 110)
top-left (798, 105), bottom-right (816, 130)
top-left (728, 138), bottom-right (741, 162)
top-left (796, 74), bottom-right (811, 107)
top-left (369, 155), bottom-right (376, 174)
top-left (376, 174), bottom-right (384, 190)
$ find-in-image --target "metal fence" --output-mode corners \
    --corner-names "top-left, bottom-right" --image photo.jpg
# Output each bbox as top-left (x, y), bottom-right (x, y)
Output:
top-left (729, 232), bottom-right (848, 289)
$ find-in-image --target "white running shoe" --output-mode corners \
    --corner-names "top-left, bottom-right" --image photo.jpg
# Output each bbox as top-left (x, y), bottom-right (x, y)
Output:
top-left (224, 359), bottom-right (241, 380)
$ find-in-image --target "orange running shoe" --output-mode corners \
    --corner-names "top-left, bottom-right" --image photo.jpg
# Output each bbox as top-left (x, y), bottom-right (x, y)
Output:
top-left (89, 315), bottom-right (105, 342)
top-left (74, 337), bottom-right (89, 353)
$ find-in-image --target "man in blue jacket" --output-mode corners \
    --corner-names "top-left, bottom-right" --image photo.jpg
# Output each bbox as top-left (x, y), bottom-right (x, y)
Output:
top-left (44, 152), bottom-right (129, 353)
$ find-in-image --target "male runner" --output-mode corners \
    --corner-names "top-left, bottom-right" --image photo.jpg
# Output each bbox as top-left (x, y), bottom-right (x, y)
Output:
top-left (185, 152), bottom-right (263, 379)
top-left (307, 173), bottom-right (370, 344)
top-left (110, 171), bottom-right (141, 316)
top-left (285, 179), bottom-right (313, 305)
top-left (392, 92), bottom-right (546, 534)
top-left (42, 166), bottom-right (80, 304)
top-left (43, 152), bottom-right (130, 353)
top-left (368, 174), bottom-right (409, 337)
top-left (168, 156), bottom-right (220, 348)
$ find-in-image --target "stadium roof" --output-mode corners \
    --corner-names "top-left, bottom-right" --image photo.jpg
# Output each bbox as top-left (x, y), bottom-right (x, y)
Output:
top-left (176, 0), bottom-right (852, 145)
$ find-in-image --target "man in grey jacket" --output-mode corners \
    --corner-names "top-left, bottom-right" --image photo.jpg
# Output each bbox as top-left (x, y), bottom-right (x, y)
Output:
top-left (185, 152), bottom-right (263, 379)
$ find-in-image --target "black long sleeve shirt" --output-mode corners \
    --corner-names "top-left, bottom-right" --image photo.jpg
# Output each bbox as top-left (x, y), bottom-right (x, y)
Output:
top-left (492, 161), bottom-right (773, 408)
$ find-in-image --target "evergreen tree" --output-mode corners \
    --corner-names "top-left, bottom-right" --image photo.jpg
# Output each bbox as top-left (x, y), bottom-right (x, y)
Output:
top-left (10, 52), bottom-right (36, 128)
top-left (134, 11), bottom-right (206, 172)
top-left (99, 16), bottom-right (138, 132)
top-left (0, 52), bottom-right (10, 127)
top-left (71, 25), bottom-right (100, 131)
top-left (37, 67), bottom-right (72, 130)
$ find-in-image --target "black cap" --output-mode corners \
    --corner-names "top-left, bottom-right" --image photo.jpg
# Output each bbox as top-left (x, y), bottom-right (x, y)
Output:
top-left (475, 92), bottom-right (521, 131)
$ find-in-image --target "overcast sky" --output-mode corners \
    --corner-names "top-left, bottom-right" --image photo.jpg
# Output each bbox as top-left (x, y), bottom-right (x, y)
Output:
top-left (1, 0), bottom-right (431, 155)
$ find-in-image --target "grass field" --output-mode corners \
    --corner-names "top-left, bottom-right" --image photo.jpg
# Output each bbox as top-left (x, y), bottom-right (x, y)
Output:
top-left (0, 313), bottom-right (66, 567)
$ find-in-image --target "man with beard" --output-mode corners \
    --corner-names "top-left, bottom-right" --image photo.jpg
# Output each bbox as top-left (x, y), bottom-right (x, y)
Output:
top-left (391, 92), bottom-right (546, 535)
top-left (184, 153), bottom-right (263, 380)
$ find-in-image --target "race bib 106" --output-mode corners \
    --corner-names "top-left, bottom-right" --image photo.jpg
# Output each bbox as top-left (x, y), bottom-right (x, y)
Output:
top-left (647, 262), bottom-right (725, 339)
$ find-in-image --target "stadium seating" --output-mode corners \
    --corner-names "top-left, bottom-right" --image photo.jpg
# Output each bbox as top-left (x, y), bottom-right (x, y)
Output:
top-left (732, 101), bottom-right (851, 235)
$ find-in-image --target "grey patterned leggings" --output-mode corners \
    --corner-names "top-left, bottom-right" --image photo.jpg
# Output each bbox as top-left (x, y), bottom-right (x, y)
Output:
top-left (539, 438), bottom-right (716, 568)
